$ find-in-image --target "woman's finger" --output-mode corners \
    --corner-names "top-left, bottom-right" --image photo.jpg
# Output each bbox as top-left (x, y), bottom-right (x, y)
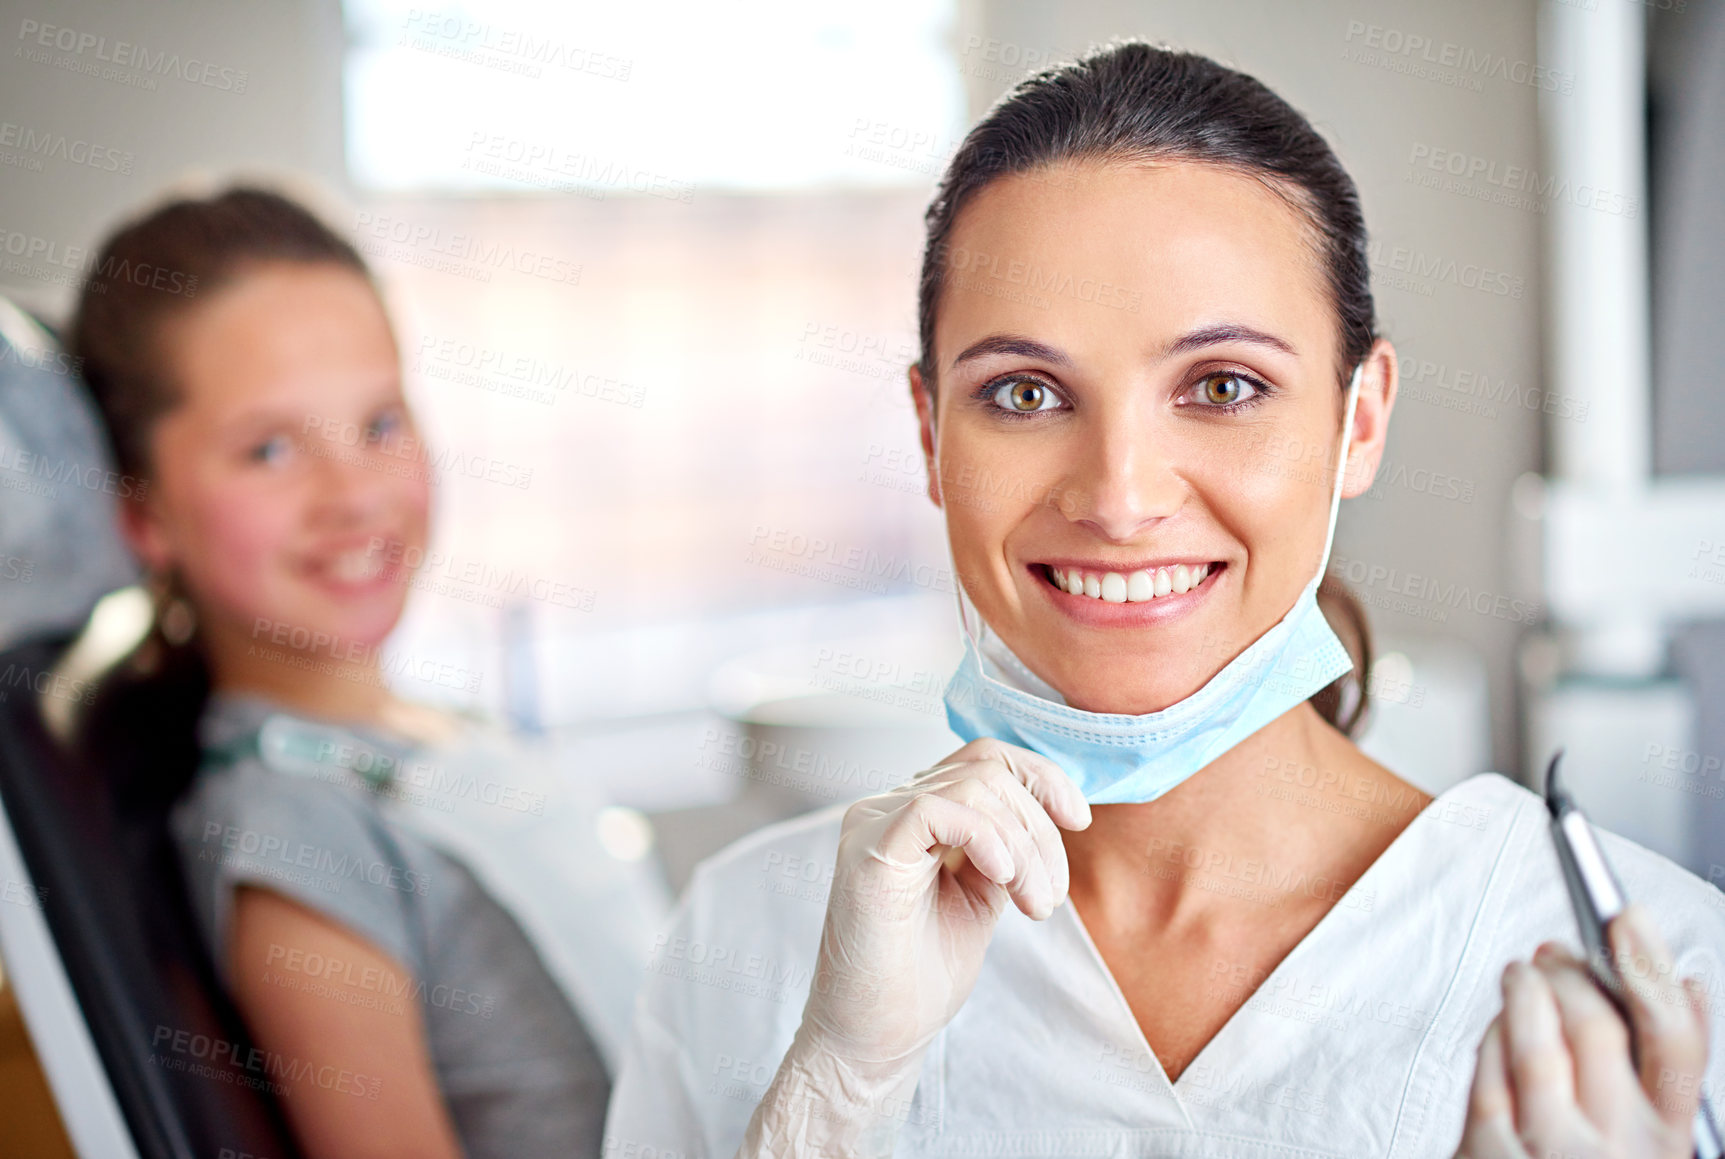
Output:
top-left (1608, 904), bottom-right (1709, 1128)
top-left (1531, 943), bottom-right (1639, 1139)
top-left (872, 793), bottom-right (1014, 889)
top-left (967, 761), bottom-right (1071, 903)
top-left (1457, 1018), bottom-right (1530, 1159)
top-left (950, 738), bottom-right (1091, 832)
top-left (935, 774), bottom-right (1056, 918)
top-left (1499, 959), bottom-right (1579, 1147)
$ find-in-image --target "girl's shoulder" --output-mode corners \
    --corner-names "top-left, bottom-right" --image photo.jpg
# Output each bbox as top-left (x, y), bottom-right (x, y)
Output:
top-left (172, 694), bottom-right (442, 984)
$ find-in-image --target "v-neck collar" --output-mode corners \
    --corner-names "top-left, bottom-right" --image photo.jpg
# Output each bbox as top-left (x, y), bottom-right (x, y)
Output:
top-left (1051, 773), bottom-right (1520, 1132)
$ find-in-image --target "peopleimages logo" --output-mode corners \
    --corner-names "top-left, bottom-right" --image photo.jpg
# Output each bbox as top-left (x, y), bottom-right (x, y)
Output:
top-left (1342, 20), bottom-right (1574, 94)
top-left (353, 212), bottom-right (585, 286)
top-left (0, 445), bottom-right (150, 500)
top-left (1366, 239), bottom-right (1524, 299)
top-left (1397, 354), bottom-right (1590, 423)
top-left (1406, 143), bottom-right (1639, 219)
top-left (150, 1025), bottom-right (377, 1101)
top-left (939, 243), bottom-right (1142, 313)
top-left (0, 120), bottom-right (133, 173)
top-left (400, 10), bottom-right (633, 81)
top-left (1328, 553), bottom-right (1542, 626)
top-left (16, 20), bottom-right (249, 92)
top-left (0, 227), bottom-right (198, 297)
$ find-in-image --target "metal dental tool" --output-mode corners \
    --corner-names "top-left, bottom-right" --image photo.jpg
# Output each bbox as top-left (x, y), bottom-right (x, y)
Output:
top-left (1545, 750), bottom-right (1723, 1159)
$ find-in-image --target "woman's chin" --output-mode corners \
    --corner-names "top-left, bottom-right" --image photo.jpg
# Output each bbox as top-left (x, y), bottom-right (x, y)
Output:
top-left (234, 596), bottom-right (403, 658)
top-left (1056, 678), bottom-right (1207, 716)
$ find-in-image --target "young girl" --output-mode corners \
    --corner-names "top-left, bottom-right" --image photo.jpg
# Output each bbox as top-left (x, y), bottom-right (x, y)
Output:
top-left (72, 186), bottom-right (664, 1159)
top-left (607, 44), bottom-right (1724, 1158)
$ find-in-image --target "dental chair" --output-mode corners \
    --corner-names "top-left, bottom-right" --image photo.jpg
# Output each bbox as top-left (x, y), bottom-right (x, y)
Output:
top-left (0, 300), bottom-right (300, 1159)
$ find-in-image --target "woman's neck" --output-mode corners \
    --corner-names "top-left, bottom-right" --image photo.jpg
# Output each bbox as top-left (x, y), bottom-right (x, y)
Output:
top-left (1063, 703), bottom-right (1431, 936)
top-left (201, 615), bottom-right (396, 727)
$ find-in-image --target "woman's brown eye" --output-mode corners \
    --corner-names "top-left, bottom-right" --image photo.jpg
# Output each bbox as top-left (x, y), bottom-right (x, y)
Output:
top-left (1202, 374), bottom-right (1244, 405)
top-left (1010, 381), bottom-right (1045, 410)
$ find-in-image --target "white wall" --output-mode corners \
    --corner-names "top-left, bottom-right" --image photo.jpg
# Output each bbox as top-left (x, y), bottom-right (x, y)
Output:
top-left (0, 0), bottom-right (348, 323)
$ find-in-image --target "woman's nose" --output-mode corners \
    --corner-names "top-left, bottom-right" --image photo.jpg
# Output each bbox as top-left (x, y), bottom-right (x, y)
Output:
top-left (309, 439), bottom-right (397, 524)
top-left (1059, 418), bottom-right (1187, 542)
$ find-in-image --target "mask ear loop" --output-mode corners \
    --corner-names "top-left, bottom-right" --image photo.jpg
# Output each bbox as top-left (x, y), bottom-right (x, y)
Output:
top-left (1317, 361), bottom-right (1366, 579)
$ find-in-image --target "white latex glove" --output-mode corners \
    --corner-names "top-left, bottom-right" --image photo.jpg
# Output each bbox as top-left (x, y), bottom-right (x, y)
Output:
top-left (737, 737), bottom-right (1090, 1158)
top-left (1455, 903), bottom-right (1712, 1159)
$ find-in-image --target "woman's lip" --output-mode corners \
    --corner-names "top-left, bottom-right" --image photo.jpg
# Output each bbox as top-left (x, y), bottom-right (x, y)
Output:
top-left (299, 541), bottom-right (411, 596)
top-left (304, 534), bottom-right (403, 557)
top-left (1031, 561), bottom-right (1223, 626)
top-left (303, 567), bottom-right (400, 598)
top-left (1035, 558), bottom-right (1219, 573)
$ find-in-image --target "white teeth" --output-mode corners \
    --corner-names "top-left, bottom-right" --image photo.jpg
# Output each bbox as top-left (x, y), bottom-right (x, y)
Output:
top-left (331, 550), bottom-right (384, 583)
top-left (1054, 563), bottom-right (1216, 603)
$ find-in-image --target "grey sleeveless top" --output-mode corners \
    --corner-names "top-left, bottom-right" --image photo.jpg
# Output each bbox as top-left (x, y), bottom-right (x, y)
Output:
top-left (172, 694), bottom-right (609, 1157)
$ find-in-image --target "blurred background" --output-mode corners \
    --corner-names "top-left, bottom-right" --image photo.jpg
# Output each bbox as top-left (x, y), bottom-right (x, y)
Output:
top-left (4, 0), bottom-right (1725, 1153)
top-left (1, 0), bottom-right (1722, 918)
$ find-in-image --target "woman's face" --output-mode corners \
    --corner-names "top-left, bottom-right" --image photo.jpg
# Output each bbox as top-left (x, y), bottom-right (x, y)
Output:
top-left (914, 160), bottom-right (1395, 715)
top-left (123, 261), bottom-right (429, 661)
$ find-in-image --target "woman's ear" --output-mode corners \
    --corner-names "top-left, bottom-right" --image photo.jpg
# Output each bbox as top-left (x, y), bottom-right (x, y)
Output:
top-left (118, 489), bottom-right (174, 575)
top-left (1340, 339), bottom-right (1399, 499)
top-left (908, 364), bottom-right (943, 509)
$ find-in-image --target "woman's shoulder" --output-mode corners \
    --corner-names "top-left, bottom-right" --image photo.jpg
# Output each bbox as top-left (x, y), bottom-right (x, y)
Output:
top-left (614, 803), bottom-right (848, 1151)
top-left (1449, 771), bottom-right (1724, 901)
top-left (1436, 772), bottom-right (1725, 969)
top-left (171, 695), bottom-right (440, 977)
top-left (171, 700), bottom-right (387, 848)
top-left (642, 803), bottom-right (847, 1015)
top-left (681, 802), bottom-right (849, 919)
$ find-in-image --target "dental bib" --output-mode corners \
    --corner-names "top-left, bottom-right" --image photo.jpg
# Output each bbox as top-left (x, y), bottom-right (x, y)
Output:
top-left (942, 364), bottom-right (1364, 804)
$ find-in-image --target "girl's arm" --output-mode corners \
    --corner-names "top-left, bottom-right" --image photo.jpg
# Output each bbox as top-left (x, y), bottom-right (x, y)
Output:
top-left (227, 885), bottom-right (467, 1159)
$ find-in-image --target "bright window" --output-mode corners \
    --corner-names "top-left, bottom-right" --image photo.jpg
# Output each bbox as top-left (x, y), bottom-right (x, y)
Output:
top-left (339, 1), bottom-right (965, 759)
top-left (345, 0), bottom-right (964, 193)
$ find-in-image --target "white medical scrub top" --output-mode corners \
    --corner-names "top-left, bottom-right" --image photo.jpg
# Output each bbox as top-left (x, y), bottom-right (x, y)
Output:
top-left (607, 773), bottom-right (1725, 1158)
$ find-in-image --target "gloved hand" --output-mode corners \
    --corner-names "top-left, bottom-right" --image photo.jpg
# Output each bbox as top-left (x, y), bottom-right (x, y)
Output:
top-left (737, 737), bottom-right (1090, 1157)
top-left (1455, 903), bottom-right (1712, 1159)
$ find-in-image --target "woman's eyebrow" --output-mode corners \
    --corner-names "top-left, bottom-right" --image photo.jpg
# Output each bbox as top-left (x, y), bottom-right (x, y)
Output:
top-left (951, 326), bottom-right (1297, 371)
top-left (216, 416), bottom-right (302, 451)
top-left (951, 334), bottom-right (1073, 369)
top-left (1164, 323), bottom-right (1298, 359)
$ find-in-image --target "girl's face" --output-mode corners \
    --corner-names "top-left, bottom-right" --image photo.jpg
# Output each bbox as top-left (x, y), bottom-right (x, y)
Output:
top-left (914, 160), bottom-right (1395, 715)
top-left (123, 261), bottom-right (429, 664)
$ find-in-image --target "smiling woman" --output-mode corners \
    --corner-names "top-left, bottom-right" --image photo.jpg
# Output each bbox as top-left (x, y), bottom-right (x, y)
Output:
top-left (921, 159), bottom-right (1367, 721)
top-left (606, 43), bottom-right (1725, 1159)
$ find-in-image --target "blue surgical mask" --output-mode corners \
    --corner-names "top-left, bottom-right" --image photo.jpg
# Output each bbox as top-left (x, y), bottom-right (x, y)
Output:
top-left (942, 364), bottom-right (1364, 804)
